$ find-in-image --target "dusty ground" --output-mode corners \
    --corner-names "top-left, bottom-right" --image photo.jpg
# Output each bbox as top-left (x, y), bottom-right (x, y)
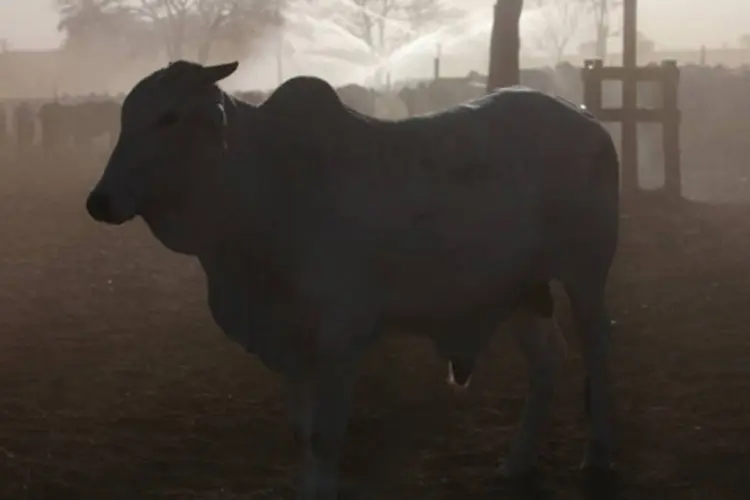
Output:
top-left (0, 154), bottom-right (749, 500)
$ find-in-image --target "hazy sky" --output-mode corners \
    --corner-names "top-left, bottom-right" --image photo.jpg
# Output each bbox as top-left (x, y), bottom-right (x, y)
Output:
top-left (1, 0), bottom-right (749, 51)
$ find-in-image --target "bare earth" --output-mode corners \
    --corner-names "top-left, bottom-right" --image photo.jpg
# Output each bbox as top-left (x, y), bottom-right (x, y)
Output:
top-left (0, 156), bottom-right (748, 500)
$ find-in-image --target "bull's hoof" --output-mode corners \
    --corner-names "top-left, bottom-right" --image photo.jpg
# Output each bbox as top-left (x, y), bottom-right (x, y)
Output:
top-left (447, 358), bottom-right (474, 389)
top-left (580, 441), bottom-right (615, 471)
top-left (296, 482), bottom-right (365, 500)
top-left (494, 463), bottom-right (545, 497)
top-left (498, 455), bottom-right (537, 481)
top-left (580, 443), bottom-right (617, 499)
top-left (580, 461), bottom-right (616, 475)
top-left (581, 465), bottom-right (618, 500)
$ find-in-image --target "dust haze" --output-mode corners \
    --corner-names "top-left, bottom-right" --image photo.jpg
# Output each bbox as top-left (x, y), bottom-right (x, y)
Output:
top-left (1, 1), bottom-right (750, 499)
top-left (1, 0), bottom-right (750, 94)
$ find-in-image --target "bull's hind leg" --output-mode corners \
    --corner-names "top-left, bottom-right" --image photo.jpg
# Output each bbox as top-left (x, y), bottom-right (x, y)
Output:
top-left (501, 283), bottom-right (566, 478)
top-left (564, 279), bottom-right (615, 472)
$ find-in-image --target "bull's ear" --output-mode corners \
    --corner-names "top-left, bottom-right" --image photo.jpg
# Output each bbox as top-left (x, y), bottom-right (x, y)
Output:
top-left (201, 62), bottom-right (239, 84)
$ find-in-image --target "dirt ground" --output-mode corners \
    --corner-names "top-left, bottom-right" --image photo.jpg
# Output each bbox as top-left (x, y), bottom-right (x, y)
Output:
top-left (0, 154), bottom-right (749, 500)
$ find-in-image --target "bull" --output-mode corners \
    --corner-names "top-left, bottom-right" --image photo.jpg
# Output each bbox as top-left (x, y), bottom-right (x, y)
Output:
top-left (86, 60), bottom-right (619, 499)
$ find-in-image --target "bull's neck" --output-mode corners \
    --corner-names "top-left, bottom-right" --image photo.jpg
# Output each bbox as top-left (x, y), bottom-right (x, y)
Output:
top-left (206, 94), bottom-right (306, 264)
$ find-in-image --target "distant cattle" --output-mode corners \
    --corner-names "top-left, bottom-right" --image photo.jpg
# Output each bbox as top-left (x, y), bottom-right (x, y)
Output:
top-left (38, 101), bottom-right (65, 153)
top-left (336, 83), bottom-right (377, 115)
top-left (39, 99), bottom-right (120, 155)
top-left (398, 82), bottom-right (434, 116)
top-left (73, 99), bottom-right (121, 150)
top-left (13, 102), bottom-right (35, 156)
top-left (0, 105), bottom-right (8, 152)
top-left (87, 60), bottom-right (619, 499)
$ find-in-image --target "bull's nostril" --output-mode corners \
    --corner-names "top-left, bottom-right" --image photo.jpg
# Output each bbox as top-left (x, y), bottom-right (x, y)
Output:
top-left (86, 192), bottom-right (111, 222)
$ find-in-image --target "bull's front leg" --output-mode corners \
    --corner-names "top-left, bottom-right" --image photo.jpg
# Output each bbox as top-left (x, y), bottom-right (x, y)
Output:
top-left (286, 323), bottom-right (368, 500)
top-left (501, 307), bottom-right (566, 478)
top-left (285, 249), bottom-right (377, 499)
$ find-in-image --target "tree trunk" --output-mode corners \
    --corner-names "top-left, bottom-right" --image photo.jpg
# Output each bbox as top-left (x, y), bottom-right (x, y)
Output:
top-left (595, 23), bottom-right (609, 59)
top-left (487, 0), bottom-right (523, 91)
top-left (197, 40), bottom-right (212, 64)
top-left (594, 1), bottom-right (610, 59)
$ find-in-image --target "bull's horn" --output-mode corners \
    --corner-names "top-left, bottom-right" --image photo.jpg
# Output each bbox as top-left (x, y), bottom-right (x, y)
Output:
top-left (201, 62), bottom-right (239, 84)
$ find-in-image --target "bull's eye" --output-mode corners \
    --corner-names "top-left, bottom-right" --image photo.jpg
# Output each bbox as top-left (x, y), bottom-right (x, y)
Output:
top-left (155, 111), bottom-right (180, 128)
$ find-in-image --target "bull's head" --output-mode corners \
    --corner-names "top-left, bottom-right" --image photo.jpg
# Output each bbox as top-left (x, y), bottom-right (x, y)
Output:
top-left (86, 60), bottom-right (239, 253)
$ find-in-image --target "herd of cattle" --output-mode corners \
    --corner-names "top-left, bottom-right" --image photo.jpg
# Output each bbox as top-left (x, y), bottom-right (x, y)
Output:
top-left (0, 97), bottom-right (121, 157)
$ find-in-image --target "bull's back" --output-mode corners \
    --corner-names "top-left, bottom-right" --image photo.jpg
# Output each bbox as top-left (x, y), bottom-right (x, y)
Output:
top-left (334, 86), bottom-right (613, 227)
top-left (406, 86), bottom-right (617, 220)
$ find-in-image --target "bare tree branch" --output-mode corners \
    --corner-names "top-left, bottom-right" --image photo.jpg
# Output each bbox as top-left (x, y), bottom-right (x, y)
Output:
top-left (529, 0), bottom-right (586, 63)
top-left (582, 0), bottom-right (622, 58)
top-left (319, 0), bottom-right (463, 58)
top-left (58, 0), bottom-right (285, 62)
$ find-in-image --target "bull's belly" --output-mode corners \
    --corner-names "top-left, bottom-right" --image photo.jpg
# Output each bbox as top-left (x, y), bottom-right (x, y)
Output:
top-left (377, 247), bottom-right (545, 321)
top-left (365, 192), bottom-right (549, 320)
top-left (378, 266), bottom-right (534, 379)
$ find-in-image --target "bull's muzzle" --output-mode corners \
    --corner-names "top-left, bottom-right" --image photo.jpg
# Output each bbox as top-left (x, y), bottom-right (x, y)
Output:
top-left (86, 190), bottom-right (132, 225)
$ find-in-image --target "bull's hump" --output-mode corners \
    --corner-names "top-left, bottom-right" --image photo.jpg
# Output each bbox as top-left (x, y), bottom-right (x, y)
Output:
top-left (262, 76), bottom-right (346, 117)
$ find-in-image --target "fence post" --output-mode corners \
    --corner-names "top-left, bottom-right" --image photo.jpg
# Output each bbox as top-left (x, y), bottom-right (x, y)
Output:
top-left (621, 0), bottom-right (639, 194)
top-left (661, 60), bottom-right (681, 198)
top-left (582, 59), bottom-right (604, 115)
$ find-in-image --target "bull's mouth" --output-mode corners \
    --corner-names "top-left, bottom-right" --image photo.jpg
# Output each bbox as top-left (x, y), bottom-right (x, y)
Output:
top-left (85, 191), bottom-right (137, 225)
top-left (109, 212), bottom-right (136, 225)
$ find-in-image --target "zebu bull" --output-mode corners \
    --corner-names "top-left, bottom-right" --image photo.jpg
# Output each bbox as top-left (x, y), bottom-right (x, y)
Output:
top-left (86, 60), bottom-right (620, 499)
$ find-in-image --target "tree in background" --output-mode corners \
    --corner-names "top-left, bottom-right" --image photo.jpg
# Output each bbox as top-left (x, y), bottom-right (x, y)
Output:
top-left (739, 34), bottom-right (750, 50)
top-left (529, 0), bottom-right (586, 63)
top-left (131, 0), bottom-right (286, 62)
top-left (584, 0), bottom-right (621, 59)
top-left (321, 0), bottom-right (464, 61)
top-left (533, 0), bottom-right (623, 61)
top-left (56, 0), bottom-right (143, 54)
top-left (266, 0), bottom-right (462, 86)
top-left (637, 30), bottom-right (654, 55)
top-left (55, 0), bottom-right (287, 63)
